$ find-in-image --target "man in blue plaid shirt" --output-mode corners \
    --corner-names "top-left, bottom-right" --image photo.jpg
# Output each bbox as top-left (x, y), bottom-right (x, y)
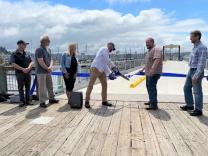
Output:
top-left (181, 30), bottom-right (208, 116)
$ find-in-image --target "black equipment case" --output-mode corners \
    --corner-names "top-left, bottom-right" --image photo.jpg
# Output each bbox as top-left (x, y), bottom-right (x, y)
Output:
top-left (69, 92), bottom-right (83, 109)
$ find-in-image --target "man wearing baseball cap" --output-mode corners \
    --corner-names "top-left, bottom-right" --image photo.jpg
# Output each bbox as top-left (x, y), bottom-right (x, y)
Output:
top-left (85, 42), bottom-right (118, 109)
top-left (10, 40), bottom-right (33, 107)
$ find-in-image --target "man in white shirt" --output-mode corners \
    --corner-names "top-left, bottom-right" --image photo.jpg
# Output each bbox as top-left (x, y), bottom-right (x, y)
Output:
top-left (85, 42), bottom-right (117, 108)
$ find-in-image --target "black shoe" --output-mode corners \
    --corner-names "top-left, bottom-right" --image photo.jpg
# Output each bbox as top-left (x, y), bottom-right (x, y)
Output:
top-left (144, 102), bottom-right (150, 105)
top-left (49, 99), bottom-right (59, 104)
top-left (26, 101), bottom-right (34, 106)
top-left (190, 109), bottom-right (202, 116)
top-left (180, 105), bottom-right (194, 111)
top-left (102, 101), bottom-right (112, 107)
top-left (40, 103), bottom-right (47, 108)
top-left (85, 101), bottom-right (91, 109)
top-left (146, 105), bottom-right (158, 110)
top-left (19, 102), bottom-right (26, 107)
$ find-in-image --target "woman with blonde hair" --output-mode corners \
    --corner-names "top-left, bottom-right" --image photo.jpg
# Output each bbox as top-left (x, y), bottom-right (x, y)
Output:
top-left (61, 44), bottom-right (78, 104)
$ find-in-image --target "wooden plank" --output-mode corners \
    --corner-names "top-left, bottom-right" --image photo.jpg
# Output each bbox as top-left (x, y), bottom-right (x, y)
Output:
top-left (160, 103), bottom-right (193, 156)
top-left (181, 104), bottom-right (208, 140)
top-left (115, 101), bottom-right (132, 156)
top-left (130, 102), bottom-right (146, 156)
top-left (147, 104), bottom-right (178, 156)
top-left (73, 101), bottom-right (117, 156)
top-left (38, 101), bottom-right (97, 156)
top-left (0, 125), bottom-right (44, 156)
top-left (55, 101), bottom-right (107, 155)
top-left (163, 103), bottom-right (205, 155)
top-left (155, 103), bottom-right (193, 156)
top-left (138, 102), bottom-right (162, 156)
top-left (100, 101), bottom-right (124, 156)
top-left (5, 100), bottom-right (72, 155)
top-left (0, 102), bottom-right (40, 124)
top-left (1, 98), bottom-right (208, 155)
top-left (0, 103), bottom-right (17, 115)
top-left (167, 103), bottom-right (208, 155)
top-left (0, 103), bottom-right (50, 152)
top-left (203, 104), bottom-right (208, 111)
top-left (0, 121), bottom-right (34, 151)
top-left (0, 101), bottom-right (62, 143)
top-left (29, 101), bottom-right (99, 156)
top-left (0, 105), bottom-right (34, 127)
top-left (25, 113), bottom-right (82, 156)
top-left (8, 102), bottom-right (78, 156)
top-left (0, 102), bottom-right (50, 136)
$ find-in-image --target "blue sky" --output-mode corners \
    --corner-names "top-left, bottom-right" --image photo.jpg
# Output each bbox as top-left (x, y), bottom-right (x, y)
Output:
top-left (48, 0), bottom-right (208, 20)
top-left (10, 0), bottom-right (208, 19)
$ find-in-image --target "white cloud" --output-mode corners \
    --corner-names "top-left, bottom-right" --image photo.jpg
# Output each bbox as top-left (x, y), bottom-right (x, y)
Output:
top-left (0, 0), bottom-right (208, 54)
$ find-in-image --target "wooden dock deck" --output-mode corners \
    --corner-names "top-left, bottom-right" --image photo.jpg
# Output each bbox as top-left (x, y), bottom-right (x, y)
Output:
top-left (0, 98), bottom-right (208, 156)
top-left (1, 61), bottom-right (208, 156)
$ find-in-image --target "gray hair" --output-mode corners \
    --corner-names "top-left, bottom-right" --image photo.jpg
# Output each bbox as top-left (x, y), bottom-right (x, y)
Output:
top-left (40, 35), bottom-right (50, 43)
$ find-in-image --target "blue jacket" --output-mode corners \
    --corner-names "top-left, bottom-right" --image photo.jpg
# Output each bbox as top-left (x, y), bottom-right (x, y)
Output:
top-left (61, 53), bottom-right (79, 73)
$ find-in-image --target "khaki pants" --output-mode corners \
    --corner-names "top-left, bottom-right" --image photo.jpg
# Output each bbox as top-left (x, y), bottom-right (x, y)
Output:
top-left (37, 74), bottom-right (55, 103)
top-left (86, 67), bottom-right (107, 102)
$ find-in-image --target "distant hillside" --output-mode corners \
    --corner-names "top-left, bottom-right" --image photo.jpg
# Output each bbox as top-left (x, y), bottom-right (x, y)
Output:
top-left (0, 46), bottom-right (11, 55)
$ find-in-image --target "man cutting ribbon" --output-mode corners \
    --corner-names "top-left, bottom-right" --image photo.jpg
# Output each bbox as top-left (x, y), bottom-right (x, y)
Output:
top-left (85, 42), bottom-right (119, 109)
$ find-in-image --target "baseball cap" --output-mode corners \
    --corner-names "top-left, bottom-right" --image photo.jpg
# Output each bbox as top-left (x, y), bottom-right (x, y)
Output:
top-left (17, 40), bottom-right (29, 45)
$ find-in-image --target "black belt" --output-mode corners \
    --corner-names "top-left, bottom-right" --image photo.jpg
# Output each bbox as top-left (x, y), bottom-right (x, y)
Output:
top-left (190, 68), bottom-right (197, 70)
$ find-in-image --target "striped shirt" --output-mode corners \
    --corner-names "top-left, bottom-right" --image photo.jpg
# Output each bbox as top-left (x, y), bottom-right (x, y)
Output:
top-left (189, 41), bottom-right (208, 78)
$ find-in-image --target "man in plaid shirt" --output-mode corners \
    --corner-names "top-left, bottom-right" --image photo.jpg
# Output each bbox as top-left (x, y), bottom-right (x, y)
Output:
top-left (181, 30), bottom-right (208, 116)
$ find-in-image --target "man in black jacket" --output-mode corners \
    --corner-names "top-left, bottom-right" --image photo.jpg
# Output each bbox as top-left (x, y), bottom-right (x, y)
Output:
top-left (10, 40), bottom-right (34, 107)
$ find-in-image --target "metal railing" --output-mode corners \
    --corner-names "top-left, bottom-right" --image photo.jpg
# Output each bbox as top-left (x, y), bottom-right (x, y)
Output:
top-left (0, 58), bottom-right (144, 95)
top-left (2, 66), bottom-right (65, 95)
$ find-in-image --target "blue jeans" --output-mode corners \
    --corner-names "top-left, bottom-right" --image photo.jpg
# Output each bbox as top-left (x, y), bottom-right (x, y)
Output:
top-left (146, 74), bottom-right (161, 106)
top-left (184, 69), bottom-right (204, 111)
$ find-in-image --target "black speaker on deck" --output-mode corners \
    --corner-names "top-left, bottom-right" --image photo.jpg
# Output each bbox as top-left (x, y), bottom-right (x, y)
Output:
top-left (69, 92), bottom-right (83, 109)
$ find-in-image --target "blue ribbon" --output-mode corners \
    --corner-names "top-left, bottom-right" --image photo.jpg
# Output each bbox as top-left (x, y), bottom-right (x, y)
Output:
top-left (29, 72), bottom-right (91, 96)
top-left (30, 76), bottom-right (37, 96)
top-left (51, 72), bottom-right (91, 77)
top-left (134, 72), bottom-right (187, 78)
top-left (29, 71), bottom-right (207, 96)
